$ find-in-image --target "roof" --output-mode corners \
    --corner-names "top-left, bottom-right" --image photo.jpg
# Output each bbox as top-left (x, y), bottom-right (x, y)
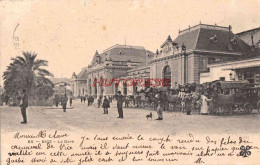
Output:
top-left (236, 27), bottom-right (260, 46)
top-left (160, 35), bottom-right (178, 48)
top-left (77, 68), bottom-right (88, 80)
top-left (173, 24), bottom-right (252, 55)
top-left (223, 63), bottom-right (260, 70)
top-left (50, 78), bottom-right (71, 85)
top-left (90, 44), bottom-right (154, 66)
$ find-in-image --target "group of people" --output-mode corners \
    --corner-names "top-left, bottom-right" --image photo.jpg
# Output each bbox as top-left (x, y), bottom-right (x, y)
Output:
top-left (17, 86), bottom-right (213, 124)
top-left (53, 95), bottom-right (73, 108)
top-left (179, 89), bottom-right (212, 115)
top-left (96, 94), bottom-right (121, 117)
top-left (82, 92), bottom-right (124, 118)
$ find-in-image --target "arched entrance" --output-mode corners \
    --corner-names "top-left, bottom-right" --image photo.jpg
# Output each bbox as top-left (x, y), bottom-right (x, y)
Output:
top-left (163, 65), bottom-right (171, 89)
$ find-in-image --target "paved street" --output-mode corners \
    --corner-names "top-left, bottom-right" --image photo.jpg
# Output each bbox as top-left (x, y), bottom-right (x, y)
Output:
top-left (1, 99), bottom-right (260, 135)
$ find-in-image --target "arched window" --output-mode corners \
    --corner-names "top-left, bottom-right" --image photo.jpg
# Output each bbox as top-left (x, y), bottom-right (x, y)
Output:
top-left (163, 65), bottom-right (171, 89)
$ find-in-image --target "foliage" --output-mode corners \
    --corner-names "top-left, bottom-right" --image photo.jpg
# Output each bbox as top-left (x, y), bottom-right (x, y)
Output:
top-left (3, 51), bottom-right (54, 100)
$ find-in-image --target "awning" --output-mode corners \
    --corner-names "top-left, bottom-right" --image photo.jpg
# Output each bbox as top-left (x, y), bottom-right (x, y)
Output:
top-left (218, 81), bottom-right (251, 89)
top-left (223, 64), bottom-right (260, 70)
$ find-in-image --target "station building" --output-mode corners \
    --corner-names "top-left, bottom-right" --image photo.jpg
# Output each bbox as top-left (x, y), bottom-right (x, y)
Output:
top-left (71, 44), bottom-right (154, 97)
top-left (72, 24), bottom-right (259, 97)
top-left (200, 27), bottom-right (260, 84)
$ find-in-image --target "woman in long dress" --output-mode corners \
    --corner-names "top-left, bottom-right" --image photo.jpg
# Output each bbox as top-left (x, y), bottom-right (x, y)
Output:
top-left (200, 92), bottom-right (212, 115)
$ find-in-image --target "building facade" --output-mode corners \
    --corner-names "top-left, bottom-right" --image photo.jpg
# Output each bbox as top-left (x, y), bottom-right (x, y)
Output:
top-left (200, 28), bottom-right (260, 84)
top-left (149, 24), bottom-right (253, 88)
top-left (71, 44), bottom-right (154, 97)
top-left (72, 24), bottom-right (259, 97)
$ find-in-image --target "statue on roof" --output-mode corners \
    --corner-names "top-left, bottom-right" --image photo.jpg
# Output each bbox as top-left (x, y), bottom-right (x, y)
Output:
top-left (95, 50), bottom-right (99, 56)
top-left (167, 35), bottom-right (172, 41)
top-left (156, 49), bottom-right (159, 55)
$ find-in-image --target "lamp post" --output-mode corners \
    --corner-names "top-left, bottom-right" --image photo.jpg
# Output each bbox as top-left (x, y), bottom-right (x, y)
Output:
top-left (181, 44), bottom-right (187, 84)
top-left (229, 72), bottom-right (235, 81)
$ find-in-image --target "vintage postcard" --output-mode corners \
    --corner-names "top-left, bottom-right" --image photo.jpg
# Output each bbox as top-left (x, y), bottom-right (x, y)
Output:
top-left (0, 0), bottom-right (260, 164)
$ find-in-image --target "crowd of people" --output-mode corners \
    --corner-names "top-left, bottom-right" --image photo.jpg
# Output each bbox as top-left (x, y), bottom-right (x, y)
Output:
top-left (11, 86), bottom-right (213, 124)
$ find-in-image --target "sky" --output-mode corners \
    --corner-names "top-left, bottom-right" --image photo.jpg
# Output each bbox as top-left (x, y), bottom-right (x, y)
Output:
top-left (0, 0), bottom-right (260, 85)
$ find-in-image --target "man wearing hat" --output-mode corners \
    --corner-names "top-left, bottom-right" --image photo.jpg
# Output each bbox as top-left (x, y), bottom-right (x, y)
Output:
top-left (20, 89), bottom-right (28, 124)
top-left (116, 91), bottom-right (125, 118)
top-left (156, 92), bottom-right (164, 120)
top-left (62, 94), bottom-right (68, 112)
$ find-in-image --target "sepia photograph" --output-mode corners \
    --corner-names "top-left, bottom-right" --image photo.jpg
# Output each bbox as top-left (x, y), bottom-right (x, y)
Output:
top-left (1, 0), bottom-right (260, 164)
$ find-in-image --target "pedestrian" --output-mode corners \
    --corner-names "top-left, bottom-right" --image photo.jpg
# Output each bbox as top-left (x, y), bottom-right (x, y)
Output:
top-left (87, 95), bottom-right (90, 106)
top-left (83, 96), bottom-right (86, 103)
top-left (102, 96), bottom-right (110, 114)
top-left (179, 89), bottom-right (186, 112)
top-left (109, 96), bottom-right (112, 103)
top-left (125, 96), bottom-right (129, 108)
top-left (90, 95), bottom-right (94, 105)
top-left (185, 92), bottom-right (193, 115)
top-left (54, 95), bottom-right (59, 107)
top-left (62, 94), bottom-right (68, 112)
top-left (4, 95), bottom-right (8, 105)
top-left (200, 92), bottom-right (212, 115)
top-left (81, 96), bottom-right (83, 103)
top-left (98, 96), bottom-right (102, 108)
top-left (69, 96), bottom-right (73, 107)
top-left (19, 89), bottom-right (28, 124)
top-left (156, 93), bottom-right (164, 120)
top-left (116, 91), bottom-right (125, 118)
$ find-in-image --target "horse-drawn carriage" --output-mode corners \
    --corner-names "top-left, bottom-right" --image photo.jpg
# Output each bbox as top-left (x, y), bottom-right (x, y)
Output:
top-left (137, 88), bottom-right (159, 109)
top-left (208, 81), bottom-right (260, 115)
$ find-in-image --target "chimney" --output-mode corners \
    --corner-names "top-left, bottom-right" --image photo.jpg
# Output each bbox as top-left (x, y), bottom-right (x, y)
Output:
top-left (228, 25), bottom-right (232, 42)
top-left (251, 35), bottom-right (254, 47)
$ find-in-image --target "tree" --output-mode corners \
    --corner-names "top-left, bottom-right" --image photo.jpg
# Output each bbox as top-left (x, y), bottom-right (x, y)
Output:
top-left (3, 51), bottom-right (54, 100)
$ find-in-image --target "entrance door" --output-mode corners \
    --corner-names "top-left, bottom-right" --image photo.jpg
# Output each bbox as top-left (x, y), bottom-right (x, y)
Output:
top-left (163, 65), bottom-right (171, 89)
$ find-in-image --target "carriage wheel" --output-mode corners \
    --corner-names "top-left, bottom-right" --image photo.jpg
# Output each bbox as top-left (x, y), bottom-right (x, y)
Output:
top-left (170, 103), bottom-right (175, 111)
top-left (150, 102), bottom-right (154, 109)
top-left (208, 102), bottom-right (215, 114)
top-left (223, 105), bottom-right (231, 115)
top-left (244, 103), bottom-right (253, 113)
top-left (175, 102), bottom-right (181, 111)
top-left (237, 105), bottom-right (244, 113)
top-left (257, 100), bottom-right (260, 113)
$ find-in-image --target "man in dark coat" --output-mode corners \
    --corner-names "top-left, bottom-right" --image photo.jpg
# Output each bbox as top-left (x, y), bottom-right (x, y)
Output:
top-left (102, 96), bottom-right (110, 114)
top-left (69, 96), bottom-right (73, 107)
top-left (185, 90), bottom-right (192, 115)
top-left (54, 95), bottom-right (59, 107)
top-left (83, 96), bottom-right (86, 103)
top-left (116, 91), bottom-right (125, 118)
top-left (20, 89), bottom-right (28, 124)
top-left (62, 94), bottom-right (68, 112)
top-left (98, 96), bottom-right (102, 108)
top-left (87, 95), bottom-right (90, 106)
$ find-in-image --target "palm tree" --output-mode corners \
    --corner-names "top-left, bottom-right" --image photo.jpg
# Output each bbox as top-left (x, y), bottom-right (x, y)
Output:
top-left (3, 51), bottom-right (54, 99)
